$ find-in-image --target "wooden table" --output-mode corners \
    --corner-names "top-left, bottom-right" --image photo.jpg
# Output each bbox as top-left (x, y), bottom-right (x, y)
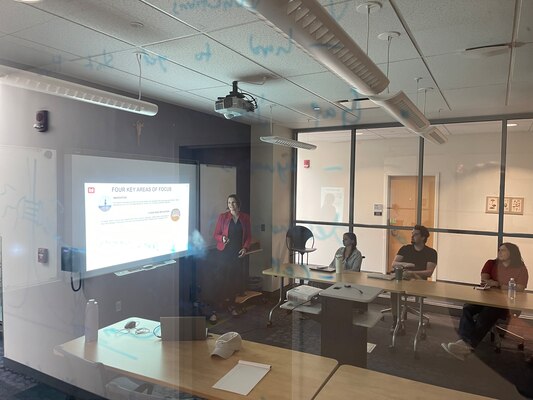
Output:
top-left (314, 365), bottom-right (495, 400)
top-left (57, 318), bottom-right (338, 400)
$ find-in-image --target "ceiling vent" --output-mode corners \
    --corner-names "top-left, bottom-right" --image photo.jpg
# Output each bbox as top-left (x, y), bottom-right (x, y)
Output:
top-left (237, 0), bottom-right (389, 95)
top-left (0, 65), bottom-right (158, 116)
top-left (368, 91), bottom-right (430, 133)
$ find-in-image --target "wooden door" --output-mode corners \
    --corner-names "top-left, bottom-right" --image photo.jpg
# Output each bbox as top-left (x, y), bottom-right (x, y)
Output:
top-left (387, 176), bottom-right (435, 270)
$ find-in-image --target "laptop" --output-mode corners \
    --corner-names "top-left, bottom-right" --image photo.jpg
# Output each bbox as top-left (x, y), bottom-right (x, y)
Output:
top-left (367, 272), bottom-right (395, 281)
top-left (160, 316), bottom-right (207, 341)
top-left (308, 264), bottom-right (335, 273)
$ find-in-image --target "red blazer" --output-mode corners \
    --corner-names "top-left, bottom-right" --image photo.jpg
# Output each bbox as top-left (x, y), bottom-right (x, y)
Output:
top-left (213, 211), bottom-right (252, 251)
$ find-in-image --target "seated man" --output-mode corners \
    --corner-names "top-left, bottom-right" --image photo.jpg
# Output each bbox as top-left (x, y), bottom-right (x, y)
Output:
top-left (388, 225), bottom-right (437, 332)
top-left (441, 242), bottom-right (529, 360)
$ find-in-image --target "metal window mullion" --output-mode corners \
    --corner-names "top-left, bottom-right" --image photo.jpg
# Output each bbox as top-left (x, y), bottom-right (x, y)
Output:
top-left (416, 136), bottom-right (424, 225)
top-left (498, 120), bottom-right (508, 245)
top-left (349, 128), bottom-right (356, 232)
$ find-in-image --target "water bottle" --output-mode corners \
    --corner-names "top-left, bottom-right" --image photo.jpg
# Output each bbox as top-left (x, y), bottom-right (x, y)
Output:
top-left (394, 265), bottom-right (404, 281)
top-left (85, 299), bottom-right (99, 343)
top-left (335, 254), bottom-right (343, 273)
top-left (508, 278), bottom-right (516, 300)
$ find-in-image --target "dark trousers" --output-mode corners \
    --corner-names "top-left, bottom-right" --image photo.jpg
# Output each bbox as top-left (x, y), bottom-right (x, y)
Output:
top-left (459, 303), bottom-right (508, 347)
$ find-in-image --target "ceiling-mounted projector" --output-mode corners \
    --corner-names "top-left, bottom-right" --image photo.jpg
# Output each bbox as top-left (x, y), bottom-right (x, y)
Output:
top-left (215, 81), bottom-right (256, 119)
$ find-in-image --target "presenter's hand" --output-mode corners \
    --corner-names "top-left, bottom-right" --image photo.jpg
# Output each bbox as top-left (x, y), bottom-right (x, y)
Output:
top-left (238, 248), bottom-right (246, 258)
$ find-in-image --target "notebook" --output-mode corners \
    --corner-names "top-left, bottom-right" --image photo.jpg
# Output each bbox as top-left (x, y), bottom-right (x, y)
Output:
top-left (160, 316), bottom-right (207, 341)
top-left (308, 264), bottom-right (335, 272)
top-left (367, 272), bottom-right (395, 281)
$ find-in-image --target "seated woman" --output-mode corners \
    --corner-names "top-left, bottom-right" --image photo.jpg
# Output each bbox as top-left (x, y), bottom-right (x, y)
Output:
top-left (441, 242), bottom-right (529, 360)
top-left (329, 232), bottom-right (363, 272)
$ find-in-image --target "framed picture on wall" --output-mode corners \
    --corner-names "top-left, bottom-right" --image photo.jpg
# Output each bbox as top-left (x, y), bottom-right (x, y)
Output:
top-left (485, 196), bottom-right (498, 213)
top-left (509, 197), bottom-right (524, 215)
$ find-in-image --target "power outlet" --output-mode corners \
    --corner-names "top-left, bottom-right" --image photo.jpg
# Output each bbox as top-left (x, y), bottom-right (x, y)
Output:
top-left (115, 300), bottom-right (122, 312)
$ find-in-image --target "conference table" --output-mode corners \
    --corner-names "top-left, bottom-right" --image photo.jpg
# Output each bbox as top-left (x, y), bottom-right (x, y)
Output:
top-left (314, 365), bottom-right (495, 400)
top-left (263, 263), bottom-right (533, 353)
top-left (57, 317), bottom-right (338, 400)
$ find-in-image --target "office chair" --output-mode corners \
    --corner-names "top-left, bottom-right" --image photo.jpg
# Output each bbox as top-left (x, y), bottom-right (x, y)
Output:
top-left (490, 311), bottom-right (525, 353)
top-left (381, 295), bottom-right (430, 337)
top-left (286, 226), bottom-right (316, 265)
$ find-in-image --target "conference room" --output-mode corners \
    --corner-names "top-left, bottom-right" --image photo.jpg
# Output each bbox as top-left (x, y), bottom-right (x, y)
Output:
top-left (0, 0), bottom-right (533, 399)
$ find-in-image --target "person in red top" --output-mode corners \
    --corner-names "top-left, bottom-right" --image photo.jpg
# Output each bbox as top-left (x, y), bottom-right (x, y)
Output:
top-left (212, 194), bottom-right (251, 317)
top-left (442, 242), bottom-right (529, 360)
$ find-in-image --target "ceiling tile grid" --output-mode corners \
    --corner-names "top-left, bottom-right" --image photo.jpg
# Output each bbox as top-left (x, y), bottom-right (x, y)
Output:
top-left (145, 0), bottom-right (260, 32)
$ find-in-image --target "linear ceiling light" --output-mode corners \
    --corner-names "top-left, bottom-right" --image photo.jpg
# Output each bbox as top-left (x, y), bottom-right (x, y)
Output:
top-left (369, 91), bottom-right (430, 133)
top-left (0, 65), bottom-right (158, 116)
top-left (237, 0), bottom-right (389, 96)
top-left (260, 136), bottom-right (317, 150)
top-left (420, 126), bottom-right (448, 145)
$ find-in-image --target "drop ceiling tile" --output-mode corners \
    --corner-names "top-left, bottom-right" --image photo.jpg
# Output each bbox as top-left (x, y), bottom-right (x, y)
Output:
top-left (443, 84), bottom-right (507, 111)
top-left (146, 35), bottom-right (272, 85)
top-left (397, 0), bottom-right (514, 56)
top-left (288, 71), bottom-right (364, 102)
top-left (512, 43), bottom-right (533, 83)
top-left (507, 82), bottom-right (533, 110)
top-left (0, 35), bottom-right (74, 71)
top-left (0, 0), bottom-right (55, 34)
top-left (209, 21), bottom-right (327, 77)
top-left (426, 53), bottom-right (510, 89)
top-left (517, 0), bottom-right (533, 43)
top-left (14, 18), bottom-right (135, 59)
top-left (105, 50), bottom-right (226, 91)
top-left (31, 0), bottom-right (198, 45)
top-left (145, 0), bottom-right (260, 32)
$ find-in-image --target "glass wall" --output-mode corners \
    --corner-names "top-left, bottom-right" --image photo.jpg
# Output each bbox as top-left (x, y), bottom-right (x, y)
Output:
top-left (296, 131), bottom-right (352, 223)
top-left (296, 118), bottom-right (533, 286)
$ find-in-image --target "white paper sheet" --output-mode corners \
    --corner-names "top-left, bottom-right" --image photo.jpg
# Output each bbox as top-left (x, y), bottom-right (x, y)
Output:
top-left (213, 360), bottom-right (271, 395)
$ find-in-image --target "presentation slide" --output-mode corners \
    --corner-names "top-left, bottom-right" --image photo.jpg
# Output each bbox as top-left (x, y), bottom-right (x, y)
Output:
top-left (84, 183), bottom-right (189, 272)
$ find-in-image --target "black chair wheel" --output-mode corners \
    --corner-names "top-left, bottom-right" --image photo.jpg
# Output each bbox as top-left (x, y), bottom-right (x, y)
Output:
top-left (518, 343), bottom-right (525, 351)
top-left (267, 322), bottom-right (272, 327)
top-left (420, 332), bottom-right (427, 340)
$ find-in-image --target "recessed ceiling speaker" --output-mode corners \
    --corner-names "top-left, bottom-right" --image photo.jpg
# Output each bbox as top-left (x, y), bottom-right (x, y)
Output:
top-left (34, 110), bottom-right (48, 132)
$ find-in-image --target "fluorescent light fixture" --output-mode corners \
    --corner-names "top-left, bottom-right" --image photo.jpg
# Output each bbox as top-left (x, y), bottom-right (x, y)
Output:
top-left (260, 136), bottom-right (317, 150)
top-left (338, 97), bottom-right (379, 110)
top-left (420, 126), bottom-right (448, 145)
top-left (369, 91), bottom-right (430, 133)
top-left (507, 123), bottom-right (518, 127)
top-left (237, 0), bottom-right (389, 95)
top-left (0, 65), bottom-right (158, 116)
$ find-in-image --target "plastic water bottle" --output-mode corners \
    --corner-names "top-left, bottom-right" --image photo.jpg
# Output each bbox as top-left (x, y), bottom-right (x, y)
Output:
top-left (335, 254), bottom-right (343, 273)
top-left (85, 299), bottom-right (99, 342)
top-left (508, 278), bottom-right (516, 300)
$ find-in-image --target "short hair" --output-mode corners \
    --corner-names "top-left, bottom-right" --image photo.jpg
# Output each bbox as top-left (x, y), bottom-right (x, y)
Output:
top-left (344, 232), bottom-right (357, 247)
top-left (500, 242), bottom-right (525, 267)
top-left (413, 225), bottom-right (429, 243)
top-left (227, 194), bottom-right (241, 208)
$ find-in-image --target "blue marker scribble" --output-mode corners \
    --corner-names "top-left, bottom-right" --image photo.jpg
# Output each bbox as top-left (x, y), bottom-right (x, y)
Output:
top-left (172, 0), bottom-right (259, 14)
top-left (324, 0), bottom-right (349, 22)
top-left (249, 29), bottom-right (293, 57)
top-left (85, 50), bottom-right (114, 70)
top-left (143, 53), bottom-right (168, 72)
top-left (195, 43), bottom-right (212, 62)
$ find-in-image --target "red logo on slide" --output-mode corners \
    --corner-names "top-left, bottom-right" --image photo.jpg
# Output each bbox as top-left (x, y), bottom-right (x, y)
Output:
top-left (88, 187), bottom-right (95, 193)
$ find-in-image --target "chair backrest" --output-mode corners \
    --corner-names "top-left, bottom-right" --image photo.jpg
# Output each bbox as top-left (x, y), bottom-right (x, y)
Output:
top-left (286, 226), bottom-right (314, 251)
top-left (55, 347), bottom-right (107, 398)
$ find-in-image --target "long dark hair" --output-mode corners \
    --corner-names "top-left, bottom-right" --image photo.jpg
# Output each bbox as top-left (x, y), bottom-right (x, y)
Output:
top-left (344, 232), bottom-right (358, 258)
top-left (499, 242), bottom-right (525, 267)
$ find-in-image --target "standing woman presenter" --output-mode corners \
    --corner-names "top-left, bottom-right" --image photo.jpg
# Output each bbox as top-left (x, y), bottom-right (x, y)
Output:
top-left (213, 194), bottom-right (251, 317)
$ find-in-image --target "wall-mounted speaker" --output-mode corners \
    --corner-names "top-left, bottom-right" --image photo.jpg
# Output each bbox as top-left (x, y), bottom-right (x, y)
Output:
top-left (34, 110), bottom-right (48, 132)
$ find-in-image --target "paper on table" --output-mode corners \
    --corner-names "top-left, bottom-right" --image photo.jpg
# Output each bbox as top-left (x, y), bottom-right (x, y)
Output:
top-left (213, 360), bottom-right (271, 395)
